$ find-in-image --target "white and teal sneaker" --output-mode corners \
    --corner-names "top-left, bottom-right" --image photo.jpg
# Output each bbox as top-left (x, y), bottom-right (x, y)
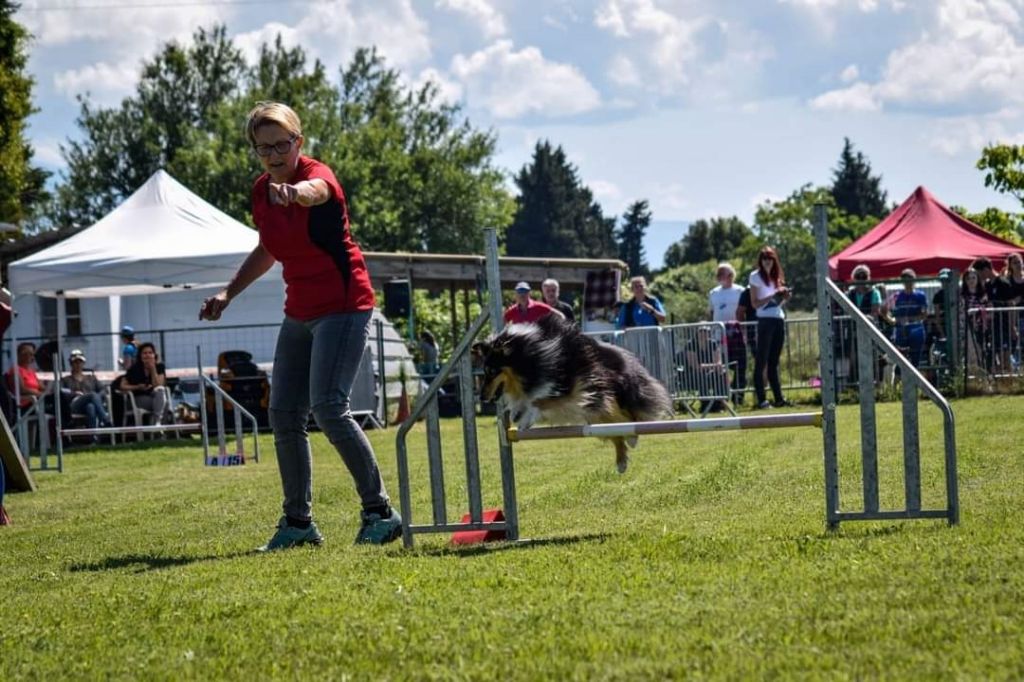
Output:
top-left (257, 516), bottom-right (324, 552)
top-left (354, 508), bottom-right (403, 545)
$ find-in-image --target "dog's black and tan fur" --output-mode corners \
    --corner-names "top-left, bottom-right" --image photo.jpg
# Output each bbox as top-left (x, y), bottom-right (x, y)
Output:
top-left (472, 314), bottom-right (672, 473)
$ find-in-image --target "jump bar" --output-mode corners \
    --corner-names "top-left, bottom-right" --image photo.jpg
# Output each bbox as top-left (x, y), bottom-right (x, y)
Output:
top-left (60, 424), bottom-right (202, 436)
top-left (508, 412), bottom-right (823, 442)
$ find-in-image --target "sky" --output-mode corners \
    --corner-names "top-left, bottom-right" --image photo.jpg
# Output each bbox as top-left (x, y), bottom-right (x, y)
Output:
top-left (14, 0), bottom-right (1024, 268)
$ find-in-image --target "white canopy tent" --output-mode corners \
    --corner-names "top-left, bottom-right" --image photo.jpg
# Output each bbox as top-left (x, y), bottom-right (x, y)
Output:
top-left (9, 169), bottom-right (259, 299)
top-left (8, 169), bottom-right (263, 374)
top-left (5, 171), bottom-right (412, 405)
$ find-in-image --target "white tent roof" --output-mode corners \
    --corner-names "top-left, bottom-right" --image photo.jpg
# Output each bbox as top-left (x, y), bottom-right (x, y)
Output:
top-left (9, 170), bottom-right (258, 297)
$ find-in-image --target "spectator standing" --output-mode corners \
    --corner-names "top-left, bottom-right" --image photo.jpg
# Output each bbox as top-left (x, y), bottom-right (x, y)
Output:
top-left (735, 283), bottom-right (758, 377)
top-left (121, 342), bottom-right (171, 425)
top-left (708, 263), bottom-right (746, 405)
top-left (616, 276), bottom-right (666, 329)
top-left (844, 264), bottom-right (888, 384)
top-left (541, 278), bottom-right (575, 323)
top-left (418, 330), bottom-right (439, 377)
top-left (120, 325), bottom-right (138, 370)
top-left (199, 102), bottom-right (400, 550)
top-left (985, 257), bottom-right (1020, 373)
top-left (61, 349), bottom-right (113, 438)
top-left (891, 269), bottom-right (929, 367)
top-left (504, 282), bottom-right (560, 324)
top-left (749, 246), bottom-right (791, 409)
top-left (997, 253), bottom-right (1024, 371)
top-left (961, 268), bottom-right (990, 374)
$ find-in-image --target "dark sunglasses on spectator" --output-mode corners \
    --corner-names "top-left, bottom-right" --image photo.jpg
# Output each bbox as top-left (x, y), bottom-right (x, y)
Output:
top-left (854, 274), bottom-right (867, 281)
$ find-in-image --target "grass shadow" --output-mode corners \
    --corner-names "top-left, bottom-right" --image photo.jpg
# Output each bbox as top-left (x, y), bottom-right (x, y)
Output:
top-left (68, 550), bottom-right (255, 574)
top-left (785, 521), bottom-right (953, 545)
top-left (406, 532), bottom-right (611, 558)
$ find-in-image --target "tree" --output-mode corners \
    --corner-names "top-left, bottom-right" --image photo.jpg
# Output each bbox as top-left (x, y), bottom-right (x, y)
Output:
top-left (977, 143), bottom-right (1024, 206)
top-left (830, 137), bottom-right (887, 222)
top-left (506, 140), bottom-right (616, 258)
top-left (662, 216), bottom-right (750, 268)
top-left (56, 25), bottom-right (247, 226)
top-left (617, 199), bottom-right (651, 276)
top-left (950, 205), bottom-right (1024, 244)
top-left (650, 260), bottom-right (718, 323)
top-left (0, 0), bottom-right (49, 228)
top-left (54, 33), bottom-right (513, 253)
top-left (328, 48), bottom-right (513, 254)
top-left (739, 185), bottom-right (831, 311)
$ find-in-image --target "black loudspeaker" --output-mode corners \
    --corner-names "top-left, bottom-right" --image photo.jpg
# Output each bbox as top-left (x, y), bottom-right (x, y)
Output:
top-left (384, 279), bottom-right (411, 318)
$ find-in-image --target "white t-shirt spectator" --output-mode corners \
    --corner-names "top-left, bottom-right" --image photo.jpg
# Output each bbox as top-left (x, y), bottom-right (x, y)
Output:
top-left (709, 285), bottom-right (743, 322)
top-left (748, 270), bottom-right (786, 320)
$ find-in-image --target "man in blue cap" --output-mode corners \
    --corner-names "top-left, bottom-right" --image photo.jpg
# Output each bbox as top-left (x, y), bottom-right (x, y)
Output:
top-left (503, 281), bottom-right (561, 324)
top-left (120, 325), bottom-right (138, 370)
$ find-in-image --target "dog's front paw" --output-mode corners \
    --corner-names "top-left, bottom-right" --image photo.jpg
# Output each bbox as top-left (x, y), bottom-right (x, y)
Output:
top-left (516, 406), bottom-right (540, 430)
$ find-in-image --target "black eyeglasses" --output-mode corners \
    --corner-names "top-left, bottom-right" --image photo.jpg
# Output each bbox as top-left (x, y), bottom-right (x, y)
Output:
top-left (854, 274), bottom-right (867, 281)
top-left (253, 137), bottom-right (296, 157)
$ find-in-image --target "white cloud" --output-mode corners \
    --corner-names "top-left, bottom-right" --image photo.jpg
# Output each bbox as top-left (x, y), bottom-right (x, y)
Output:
top-left (927, 109), bottom-right (1024, 157)
top-left (414, 67), bottom-right (464, 104)
top-left (435, 0), bottom-right (506, 38)
top-left (810, 82), bottom-right (881, 111)
top-left (778, 0), bottom-right (906, 35)
top-left (809, 0), bottom-right (1024, 113)
top-left (233, 22), bottom-right (302, 66)
top-left (607, 54), bottom-right (641, 86)
top-left (840, 63), bottom-right (860, 83)
top-left (18, 4), bottom-right (233, 103)
top-left (649, 182), bottom-right (689, 216)
top-left (289, 0), bottom-right (431, 69)
top-left (18, 5), bottom-right (230, 49)
top-left (589, 179), bottom-right (624, 209)
top-left (53, 62), bottom-right (140, 104)
top-left (31, 138), bottom-right (64, 168)
top-left (780, 0), bottom-right (894, 10)
top-left (594, 0), bottom-right (702, 93)
top-left (450, 40), bottom-right (601, 118)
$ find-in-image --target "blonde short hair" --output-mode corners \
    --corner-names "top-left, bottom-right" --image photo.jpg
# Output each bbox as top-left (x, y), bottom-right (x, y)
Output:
top-left (716, 262), bottom-right (736, 278)
top-left (629, 276), bottom-right (647, 288)
top-left (245, 102), bottom-right (302, 145)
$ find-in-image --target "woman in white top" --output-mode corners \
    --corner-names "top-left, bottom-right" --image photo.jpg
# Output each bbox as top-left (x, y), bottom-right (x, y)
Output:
top-left (708, 262), bottom-right (747, 405)
top-left (748, 246), bottom-right (792, 408)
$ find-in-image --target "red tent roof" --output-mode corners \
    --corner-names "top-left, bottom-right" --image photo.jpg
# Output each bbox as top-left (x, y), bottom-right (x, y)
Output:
top-left (829, 186), bottom-right (1022, 281)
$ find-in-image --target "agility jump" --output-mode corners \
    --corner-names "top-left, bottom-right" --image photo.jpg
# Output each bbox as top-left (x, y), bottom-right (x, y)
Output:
top-left (395, 208), bottom-right (960, 547)
top-left (508, 412), bottom-right (823, 442)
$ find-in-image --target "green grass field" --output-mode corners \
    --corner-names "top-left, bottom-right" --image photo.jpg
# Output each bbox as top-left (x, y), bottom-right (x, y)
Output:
top-left (2, 396), bottom-right (1023, 680)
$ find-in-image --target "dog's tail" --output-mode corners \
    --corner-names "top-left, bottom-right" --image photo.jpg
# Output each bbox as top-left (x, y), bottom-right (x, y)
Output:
top-left (630, 380), bottom-right (673, 422)
top-left (621, 356), bottom-right (674, 422)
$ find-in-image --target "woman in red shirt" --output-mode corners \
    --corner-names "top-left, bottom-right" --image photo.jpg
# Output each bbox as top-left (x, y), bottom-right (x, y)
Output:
top-left (199, 102), bottom-right (399, 550)
top-left (7, 342), bottom-right (43, 409)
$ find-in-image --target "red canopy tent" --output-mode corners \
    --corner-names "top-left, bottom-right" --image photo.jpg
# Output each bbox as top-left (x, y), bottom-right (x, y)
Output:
top-left (829, 186), bottom-right (1022, 281)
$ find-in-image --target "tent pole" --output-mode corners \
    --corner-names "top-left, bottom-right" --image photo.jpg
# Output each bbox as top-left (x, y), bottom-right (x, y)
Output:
top-left (56, 293), bottom-right (67, 376)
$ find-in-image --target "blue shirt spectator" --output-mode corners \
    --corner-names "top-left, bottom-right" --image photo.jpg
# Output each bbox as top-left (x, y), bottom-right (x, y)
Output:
top-left (616, 276), bottom-right (666, 329)
top-left (120, 325), bottom-right (137, 370)
top-left (892, 290), bottom-right (928, 324)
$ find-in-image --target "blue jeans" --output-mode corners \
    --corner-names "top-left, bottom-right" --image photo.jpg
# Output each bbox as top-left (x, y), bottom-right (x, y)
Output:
top-left (896, 323), bottom-right (926, 368)
top-left (270, 310), bottom-right (388, 521)
top-left (70, 392), bottom-right (112, 429)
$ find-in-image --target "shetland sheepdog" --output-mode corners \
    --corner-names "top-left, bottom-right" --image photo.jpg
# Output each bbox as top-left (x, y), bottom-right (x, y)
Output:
top-left (472, 314), bottom-right (672, 473)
